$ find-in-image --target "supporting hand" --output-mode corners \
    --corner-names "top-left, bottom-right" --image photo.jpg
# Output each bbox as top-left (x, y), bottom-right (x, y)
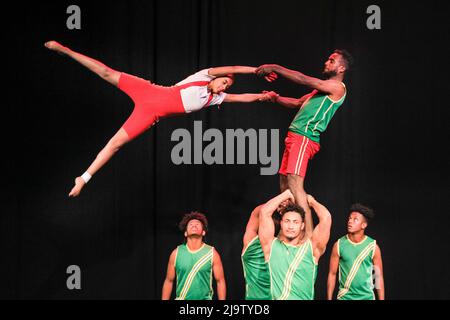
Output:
top-left (256, 64), bottom-right (278, 78)
top-left (262, 90), bottom-right (279, 102)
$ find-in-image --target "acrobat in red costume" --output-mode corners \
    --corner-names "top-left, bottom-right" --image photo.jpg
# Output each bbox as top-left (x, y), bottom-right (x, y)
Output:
top-left (45, 41), bottom-right (277, 197)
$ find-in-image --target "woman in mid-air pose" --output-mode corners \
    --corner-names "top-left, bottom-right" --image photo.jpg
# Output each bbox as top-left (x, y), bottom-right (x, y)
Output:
top-left (45, 41), bottom-right (277, 197)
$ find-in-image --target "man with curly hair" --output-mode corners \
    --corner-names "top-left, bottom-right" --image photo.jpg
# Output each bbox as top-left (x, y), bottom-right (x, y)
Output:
top-left (162, 212), bottom-right (226, 300)
top-left (327, 204), bottom-right (385, 300)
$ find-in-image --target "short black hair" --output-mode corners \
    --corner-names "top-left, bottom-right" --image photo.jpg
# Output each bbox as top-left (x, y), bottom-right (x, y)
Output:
top-left (272, 213), bottom-right (281, 236)
top-left (179, 211), bottom-right (208, 232)
top-left (349, 203), bottom-right (375, 223)
top-left (334, 49), bottom-right (354, 72)
top-left (279, 203), bottom-right (306, 221)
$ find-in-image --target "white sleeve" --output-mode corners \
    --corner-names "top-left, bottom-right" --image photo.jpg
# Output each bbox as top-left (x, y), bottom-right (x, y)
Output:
top-left (195, 68), bottom-right (216, 81)
top-left (208, 93), bottom-right (227, 106)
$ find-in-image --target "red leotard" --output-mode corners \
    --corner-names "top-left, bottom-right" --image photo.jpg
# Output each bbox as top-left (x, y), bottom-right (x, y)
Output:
top-left (118, 72), bottom-right (213, 140)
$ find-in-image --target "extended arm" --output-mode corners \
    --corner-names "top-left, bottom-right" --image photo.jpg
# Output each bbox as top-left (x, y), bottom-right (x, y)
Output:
top-left (272, 91), bottom-right (317, 109)
top-left (309, 195), bottom-right (332, 260)
top-left (209, 66), bottom-right (256, 77)
top-left (213, 249), bottom-right (227, 300)
top-left (256, 64), bottom-right (344, 96)
top-left (259, 190), bottom-right (295, 261)
top-left (161, 249), bottom-right (177, 300)
top-left (209, 66), bottom-right (277, 82)
top-left (327, 242), bottom-right (339, 300)
top-left (373, 245), bottom-right (385, 300)
top-left (224, 92), bottom-right (275, 103)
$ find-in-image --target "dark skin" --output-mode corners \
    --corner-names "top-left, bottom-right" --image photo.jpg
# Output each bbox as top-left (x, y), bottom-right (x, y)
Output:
top-left (256, 52), bottom-right (347, 102)
top-left (256, 53), bottom-right (348, 237)
top-left (327, 212), bottom-right (385, 300)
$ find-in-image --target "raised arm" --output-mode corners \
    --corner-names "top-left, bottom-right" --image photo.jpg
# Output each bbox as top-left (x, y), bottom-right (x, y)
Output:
top-left (327, 242), bottom-right (339, 300)
top-left (308, 195), bottom-right (332, 261)
top-left (243, 205), bottom-right (263, 250)
top-left (259, 190), bottom-right (295, 261)
top-left (161, 249), bottom-right (177, 300)
top-left (373, 245), bottom-right (385, 300)
top-left (256, 64), bottom-right (344, 96)
top-left (213, 249), bottom-right (227, 300)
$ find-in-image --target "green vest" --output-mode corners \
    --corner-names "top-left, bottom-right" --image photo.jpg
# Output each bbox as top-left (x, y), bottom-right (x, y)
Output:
top-left (175, 243), bottom-right (213, 300)
top-left (337, 235), bottom-right (376, 300)
top-left (268, 238), bottom-right (317, 300)
top-left (241, 236), bottom-right (271, 300)
top-left (289, 85), bottom-right (346, 143)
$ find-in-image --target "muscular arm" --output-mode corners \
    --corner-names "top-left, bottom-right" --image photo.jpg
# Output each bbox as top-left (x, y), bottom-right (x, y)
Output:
top-left (257, 64), bottom-right (344, 97)
top-left (259, 190), bottom-right (295, 261)
top-left (243, 205), bottom-right (263, 250)
top-left (275, 91), bottom-right (317, 109)
top-left (308, 195), bottom-right (332, 261)
top-left (373, 245), bottom-right (385, 300)
top-left (327, 242), bottom-right (339, 300)
top-left (213, 249), bottom-right (227, 300)
top-left (161, 249), bottom-right (177, 300)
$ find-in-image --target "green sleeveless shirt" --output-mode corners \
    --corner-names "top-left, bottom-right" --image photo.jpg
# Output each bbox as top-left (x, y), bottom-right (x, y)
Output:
top-left (337, 235), bottom-right (376, 300)
top-left (242, 236), bottom-right (271, 300)
top-left (268, 238), bottom-right (317, 300)
top-left (289, 85), bottom-right (346, 143)
top-left (175, 243), bottom-right (213, 300)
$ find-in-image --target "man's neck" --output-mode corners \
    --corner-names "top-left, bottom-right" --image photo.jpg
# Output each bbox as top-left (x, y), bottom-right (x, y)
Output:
top-left (347, 232), bottom-right (366, 244)
top-left (186, 237), bottom-right (204, 251)
top-left (329, 74), bottom-right (345, 82)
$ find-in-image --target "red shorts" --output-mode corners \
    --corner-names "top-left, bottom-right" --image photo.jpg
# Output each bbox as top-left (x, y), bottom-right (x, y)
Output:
top-left (118, 73), bottom-right (185, 140)
top-left (279, 131), bottom-right (320, 177)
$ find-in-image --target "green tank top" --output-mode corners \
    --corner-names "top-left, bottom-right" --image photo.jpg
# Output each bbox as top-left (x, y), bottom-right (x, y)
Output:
top-left (337, 235), bottom-right (376, 300)
top-left (175, 243), bottom-right (213, 300)
top-left (241, 236), bottom-right (271, 300)
top-left (268, 238), bottom-right (317, 300)
top-left (289, 85), bottom-right (346, 143)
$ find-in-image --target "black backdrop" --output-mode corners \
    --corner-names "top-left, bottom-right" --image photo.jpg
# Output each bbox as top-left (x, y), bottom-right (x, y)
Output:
top-left (2, 0), bottom-right (449, 299)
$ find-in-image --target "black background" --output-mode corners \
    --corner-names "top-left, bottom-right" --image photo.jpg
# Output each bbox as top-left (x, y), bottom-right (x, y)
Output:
top-left (2, 0), bottom-right (450, 300)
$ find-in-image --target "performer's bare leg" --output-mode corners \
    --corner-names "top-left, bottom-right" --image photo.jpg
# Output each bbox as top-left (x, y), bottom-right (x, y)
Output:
top-left (45, 41), bottom-right (130, 197)
top-left (68, 128), bottom-right (130, 197)
top-left (45, 41), bottom-right (121, 87)
top-left (287, 174), bottom-right (314, 237)
top-left (280, 175), bottom-right (289, 192)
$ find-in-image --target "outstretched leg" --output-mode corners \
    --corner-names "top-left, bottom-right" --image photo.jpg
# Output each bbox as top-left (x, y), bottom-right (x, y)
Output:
top-left (45, 40), bottom-right (121, 87)
top-left (69, 128), bottom-right (130, 197)
top-left (45, 41), bottom-right (131, 197)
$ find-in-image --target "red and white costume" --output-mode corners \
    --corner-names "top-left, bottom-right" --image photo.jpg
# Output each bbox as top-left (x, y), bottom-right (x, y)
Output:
top-left (118, 69), bottom-right (227, 139)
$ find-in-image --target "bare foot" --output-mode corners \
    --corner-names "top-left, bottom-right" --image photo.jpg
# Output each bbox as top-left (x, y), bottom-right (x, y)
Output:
top-left (44, 41), bottom-right (67, 55)
top-left (69, 177), bottom-right (86, 197)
